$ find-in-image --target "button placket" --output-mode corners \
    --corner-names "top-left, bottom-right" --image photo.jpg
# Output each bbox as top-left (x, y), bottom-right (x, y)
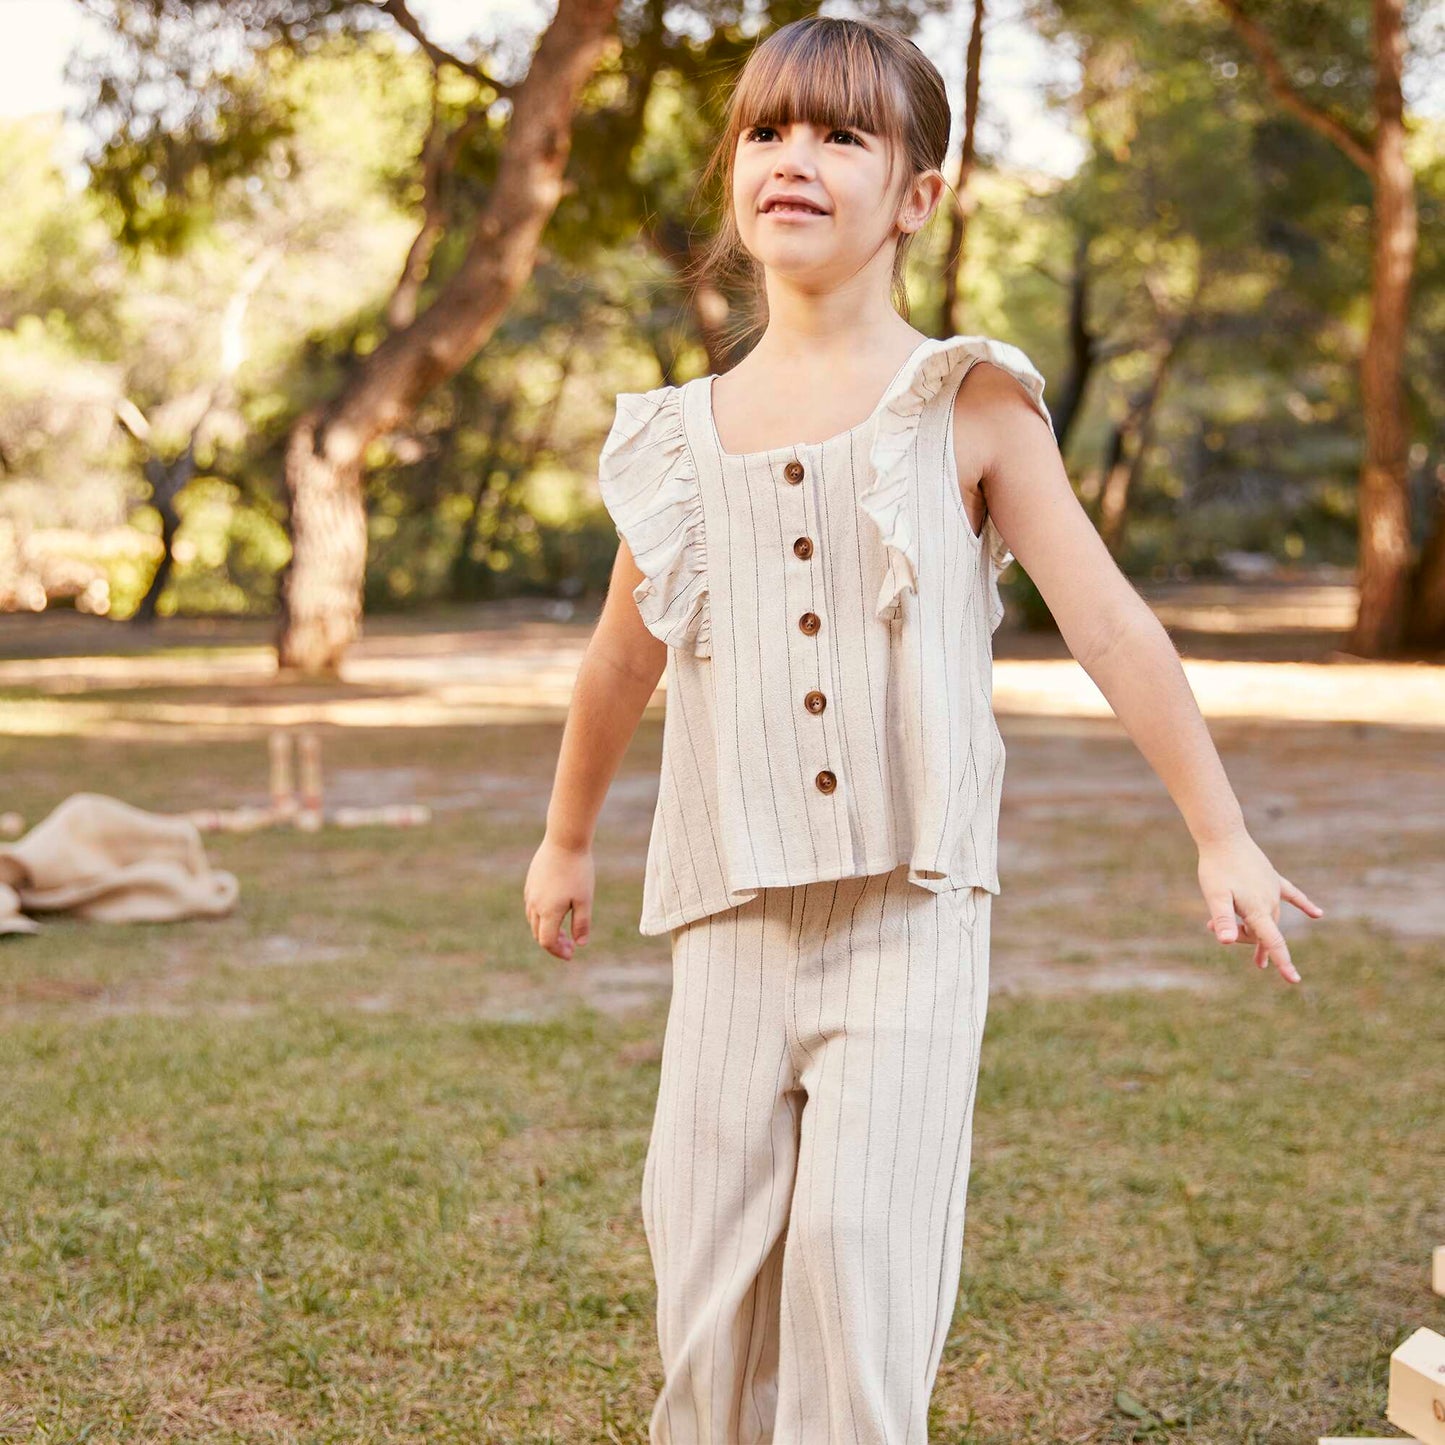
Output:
top-left (783, 451), bottom-right (844, 807)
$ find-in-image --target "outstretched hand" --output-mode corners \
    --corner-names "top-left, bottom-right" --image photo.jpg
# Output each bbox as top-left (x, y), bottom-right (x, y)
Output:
top-left (1197, 831), bottom-right (1323, 984)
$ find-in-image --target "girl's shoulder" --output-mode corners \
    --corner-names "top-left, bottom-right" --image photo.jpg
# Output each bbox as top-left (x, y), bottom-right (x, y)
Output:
top-left (863, 334), bottom-right (1052, 625)
top-left (884, 334), bottom-right (1053, 439)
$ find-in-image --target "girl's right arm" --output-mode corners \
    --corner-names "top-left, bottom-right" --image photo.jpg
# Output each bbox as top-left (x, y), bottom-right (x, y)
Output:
top-left (523, 539), bottom-right (667, 960)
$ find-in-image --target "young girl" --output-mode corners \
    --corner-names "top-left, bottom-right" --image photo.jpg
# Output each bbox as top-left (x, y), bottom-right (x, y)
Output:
top-left (525, 15), bottom-right (1323, 1442)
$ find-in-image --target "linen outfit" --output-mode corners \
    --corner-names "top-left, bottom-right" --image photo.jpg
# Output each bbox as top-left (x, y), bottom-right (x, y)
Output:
top-left (597, 333), bottom-right (1054, 1444)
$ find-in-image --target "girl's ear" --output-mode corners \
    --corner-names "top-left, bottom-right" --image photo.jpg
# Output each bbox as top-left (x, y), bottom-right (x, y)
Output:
top-left (897, 168), bottom-right (945, 234)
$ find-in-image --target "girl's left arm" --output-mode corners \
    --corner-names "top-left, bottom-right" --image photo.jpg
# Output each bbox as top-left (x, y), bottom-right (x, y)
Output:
top-left (962, 366), bottom-right (1324, 984)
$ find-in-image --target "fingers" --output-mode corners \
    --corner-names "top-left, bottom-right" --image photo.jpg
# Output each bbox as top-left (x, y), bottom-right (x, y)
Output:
top-left (571, 901), bottom-right (591, 947)
top-left (1203, 892), bottom-right (1303, 984)
top-left (538, 907), bottom-right (572, 959)
top-left (1244, 908), bottom-right (1300, 983)
top-left (1278, 875), bottom-right (1324, 918)
top-left (527, 899), bottom-right (589, 960)
top-left (1204, 892), bottom-right (1239, 943)
top-left (526, 897), bottom-right (567, 959)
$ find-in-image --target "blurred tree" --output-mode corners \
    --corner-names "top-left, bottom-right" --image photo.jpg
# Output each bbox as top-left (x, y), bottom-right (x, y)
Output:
top-left (990, 0), bottom-right (1289, 578)
top-left (1210, 0), bottom-right (1427, 652)
top-left (60, 0), bottom-right (1444, 653)
top-left (116, 248), bottom-right (278, 622)
top-left (938, 0), bottom-right (985, 338)
top-left (272, 0), bottom-right (618, 675)
top-left (1016, 0), bottom-right (1441, 653)
top-left (0, 39), bottom-right (434, 618)
top-left (78, 0), bottom-right (621, 673)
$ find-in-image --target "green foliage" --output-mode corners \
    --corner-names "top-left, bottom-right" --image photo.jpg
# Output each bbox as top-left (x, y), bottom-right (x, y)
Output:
top-left (75, 0), bottom-right (367, 250)
top-left (86, 64), bottom-right (295, 253)
top-left (1, 36), bottom-right (432, 618)
top-left (4, 0), bottom-right (1441, 629)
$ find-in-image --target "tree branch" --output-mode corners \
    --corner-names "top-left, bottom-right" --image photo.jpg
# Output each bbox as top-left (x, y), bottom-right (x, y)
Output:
top-left (1214, 0), bottom-right (1376, 175)
top-left (378, 0), bottom-right (514, 96)
top-left (387, 88), bottom-right (489, 331)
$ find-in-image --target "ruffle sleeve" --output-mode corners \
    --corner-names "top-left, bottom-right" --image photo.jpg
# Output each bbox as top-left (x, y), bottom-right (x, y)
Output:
top-left (859, 334), bottom-right (1054, 630)
top-left (596, 387), bottom-right (711, 658)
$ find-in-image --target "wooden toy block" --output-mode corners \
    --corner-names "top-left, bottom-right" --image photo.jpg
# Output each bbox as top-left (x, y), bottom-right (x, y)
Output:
top-left (297, 730), bottom-right (323, 814)
top-left (1385, 1326), bottom-right (1445, 1445)
top-left (332, 804), bottom-right (432, 829)
top-left (214, 805), bottom-right (275, 833)
top-left (268, 731), bottom-right (297, 819)
top-left (186, 806), bottom-right (278, 833)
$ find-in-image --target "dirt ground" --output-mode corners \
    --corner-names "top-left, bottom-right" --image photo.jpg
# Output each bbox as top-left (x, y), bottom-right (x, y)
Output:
top-left (0, 576), bottom-right (1440, 1017)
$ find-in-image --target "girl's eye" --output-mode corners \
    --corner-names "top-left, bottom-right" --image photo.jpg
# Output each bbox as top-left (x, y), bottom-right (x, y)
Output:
top-left (744, 125), bottom-right (863, 145)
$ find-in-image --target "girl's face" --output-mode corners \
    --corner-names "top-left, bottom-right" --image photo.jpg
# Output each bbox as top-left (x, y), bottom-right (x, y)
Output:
top-left (732, 119), bottom-right (933, 286)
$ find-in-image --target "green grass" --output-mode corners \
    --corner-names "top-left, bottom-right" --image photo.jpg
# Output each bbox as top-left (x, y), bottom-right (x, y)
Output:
top-left (0, 716), bottom-right (1440, 1441)
top-left (1, 1009), bottom-right (660, 1442)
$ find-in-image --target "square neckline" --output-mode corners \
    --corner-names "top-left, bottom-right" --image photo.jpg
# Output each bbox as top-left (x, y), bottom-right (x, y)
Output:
top-left (700, 338), bottom-right (930, 461)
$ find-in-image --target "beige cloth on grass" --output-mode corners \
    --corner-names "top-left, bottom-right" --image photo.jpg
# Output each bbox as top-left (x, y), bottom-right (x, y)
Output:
top-left (0, 793), bottom-right (239, 937)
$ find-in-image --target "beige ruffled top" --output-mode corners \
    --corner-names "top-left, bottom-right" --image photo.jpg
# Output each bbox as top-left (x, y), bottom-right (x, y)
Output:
top-left (598, 334), bottom-right (1055, 937)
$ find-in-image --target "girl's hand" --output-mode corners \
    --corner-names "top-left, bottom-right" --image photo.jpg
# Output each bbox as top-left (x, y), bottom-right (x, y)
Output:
top-left (524, 837), bottom-right (595, 961)
top-left (1197, 830), bottom-right (1323, 984)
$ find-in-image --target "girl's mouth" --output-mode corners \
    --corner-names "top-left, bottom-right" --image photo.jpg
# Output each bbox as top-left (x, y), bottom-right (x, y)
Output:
top-left (760, 194), bottom-right (830, 218)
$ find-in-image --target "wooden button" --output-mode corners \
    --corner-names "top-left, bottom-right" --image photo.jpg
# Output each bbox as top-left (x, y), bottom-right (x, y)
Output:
top-left (804, 690), bottom-right (827, 714)
top-left (793, 536), bottom-right (814, 560)
top-left (815, 769), bottom-right (837, 794)
top-left (784, 460), bottom-right (805, 484)
top-left (799, 611), bottom-right (821, 635)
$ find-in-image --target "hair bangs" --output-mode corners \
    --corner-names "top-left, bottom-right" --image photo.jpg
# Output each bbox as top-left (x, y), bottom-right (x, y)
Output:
top-left (731, 22), bottom-right (909, 159)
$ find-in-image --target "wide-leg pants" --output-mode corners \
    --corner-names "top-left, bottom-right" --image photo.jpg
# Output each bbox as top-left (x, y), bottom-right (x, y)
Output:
top-left (640, 864), bottom-right (993, 1444)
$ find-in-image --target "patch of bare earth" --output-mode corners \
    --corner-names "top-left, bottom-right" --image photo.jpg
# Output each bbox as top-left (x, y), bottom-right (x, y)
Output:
top-left (1, 585), bottom-right (1439, 1015)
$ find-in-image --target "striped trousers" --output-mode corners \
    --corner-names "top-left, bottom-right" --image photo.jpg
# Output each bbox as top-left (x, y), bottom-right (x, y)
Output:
top-left (641, 864), bottom-right (993, 1444)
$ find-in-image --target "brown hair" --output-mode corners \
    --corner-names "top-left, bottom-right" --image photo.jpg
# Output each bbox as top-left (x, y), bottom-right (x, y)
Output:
top-left (682, 16), bottom-right (954, 353)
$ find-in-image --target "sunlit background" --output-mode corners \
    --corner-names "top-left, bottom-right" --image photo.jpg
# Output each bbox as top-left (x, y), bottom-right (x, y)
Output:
top-left (0, 1), bottom-right (1441, 1439)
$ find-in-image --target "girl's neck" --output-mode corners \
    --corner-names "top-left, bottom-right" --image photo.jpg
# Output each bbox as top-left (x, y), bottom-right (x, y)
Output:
top-left (748, 304), bottom-right (919, 369)
top-left (708, 328), bottom-right (930, 457)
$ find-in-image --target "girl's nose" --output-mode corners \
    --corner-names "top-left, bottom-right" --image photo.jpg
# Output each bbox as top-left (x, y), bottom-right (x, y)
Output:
top-left (774, 127), bottom-right (821, 173)
top-left (775, 152), bottom-right (818, 179)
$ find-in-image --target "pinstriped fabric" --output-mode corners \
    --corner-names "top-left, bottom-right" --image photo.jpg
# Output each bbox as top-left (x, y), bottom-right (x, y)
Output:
top-left (597, 334), bottom-right (1054, 938)
top-left (598, 385), bottom-right (712, 657)
top-left (640, 865), bottom-right (993, 1443)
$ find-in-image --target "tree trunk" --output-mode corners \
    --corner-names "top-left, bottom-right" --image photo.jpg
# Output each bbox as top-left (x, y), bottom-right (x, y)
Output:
top-left (134, 474), bottom-right (180, 624)
top-left (1347, 0), bottom-right (1417, 654)
top-left (1216, 0), bottom-right (1420, 656)
top-left (449, 395), bottom-right (513, 597)
top-left (1099, 303), bottom-right (1196, 553)
top-left (939, 0), bottom-right (984, 336)
top-left (275, 410), bottom-right (371, 673)
top-left (274, 0), bottom-right (620, 675)
top-left (1095, 425), bottom-right (1131, 554)
top-left (1407, 508), bottom-right (1445, 646)
top-left (1054, 232), bottom-right (1095, 445)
